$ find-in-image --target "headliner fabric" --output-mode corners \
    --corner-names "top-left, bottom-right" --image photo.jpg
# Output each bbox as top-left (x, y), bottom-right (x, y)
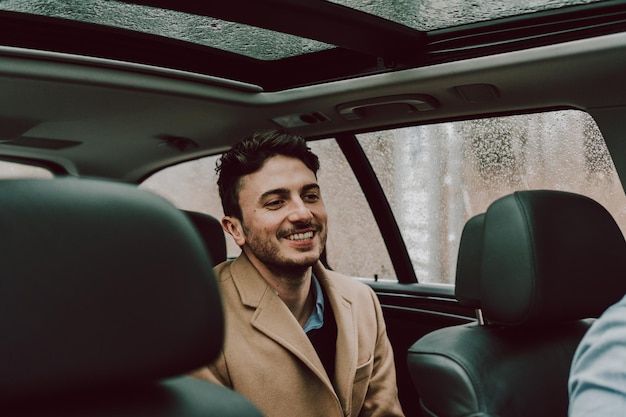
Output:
top-left (0, 178), bottom-right (224, 402)
top-left (481, 190), bottom-right (626, 325)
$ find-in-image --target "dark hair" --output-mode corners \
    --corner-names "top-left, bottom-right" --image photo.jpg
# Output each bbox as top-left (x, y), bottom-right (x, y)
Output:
top-left (216, 130), bottom-right (320, 219)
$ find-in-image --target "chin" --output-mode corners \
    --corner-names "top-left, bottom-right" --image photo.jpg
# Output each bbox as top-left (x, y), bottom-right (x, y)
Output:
top-left (283, 254), bottom-right (320, 268)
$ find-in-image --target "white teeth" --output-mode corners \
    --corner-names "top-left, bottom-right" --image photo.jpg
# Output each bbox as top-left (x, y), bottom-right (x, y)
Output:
top-left (287, 231), bottom-right (314, 241)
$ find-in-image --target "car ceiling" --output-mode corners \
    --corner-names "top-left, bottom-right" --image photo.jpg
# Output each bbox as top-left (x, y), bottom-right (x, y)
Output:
top-left (1, 0), bottom-right (626, 182)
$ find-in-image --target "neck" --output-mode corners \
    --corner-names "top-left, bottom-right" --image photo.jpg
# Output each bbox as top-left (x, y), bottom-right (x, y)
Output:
top-left (274, 275), bottom-right (315, 327)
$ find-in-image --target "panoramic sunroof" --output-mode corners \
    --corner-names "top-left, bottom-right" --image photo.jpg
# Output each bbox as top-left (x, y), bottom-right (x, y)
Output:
top-left (329, 0), bottom-right (606, 31)
top-left (0, 0), bottom-right (609, 61)
top-left (0, 0), bottom-right (332, 60)
top-left (0, 0), bottom-right (623, 91)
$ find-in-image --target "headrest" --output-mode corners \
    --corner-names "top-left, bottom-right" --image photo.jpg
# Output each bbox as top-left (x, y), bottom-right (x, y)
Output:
top-left (0, 178), bottom-right (223, 402)
top-left (183, 210), bottom-right (227, 265)
top-left (454, 213), bottom-right (485, 308)
top-left (481, 190), bottom-right (626, 326)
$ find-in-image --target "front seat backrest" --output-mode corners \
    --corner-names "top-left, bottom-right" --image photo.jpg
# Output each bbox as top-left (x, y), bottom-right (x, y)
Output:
top-left (0, 177), bottom-right (263, 417)
top-left (407, 190), bottom-right (626, 417)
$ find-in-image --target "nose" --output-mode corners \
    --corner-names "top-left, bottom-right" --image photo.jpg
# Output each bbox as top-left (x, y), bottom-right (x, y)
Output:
top-left (287, 197), bottom-right (313, 223)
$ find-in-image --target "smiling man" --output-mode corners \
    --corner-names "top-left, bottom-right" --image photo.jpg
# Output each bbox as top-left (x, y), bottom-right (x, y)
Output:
top-left (192, 130), bottom-right (405, 417)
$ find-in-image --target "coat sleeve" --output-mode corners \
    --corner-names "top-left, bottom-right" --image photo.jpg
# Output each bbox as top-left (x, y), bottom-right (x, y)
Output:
top-left (189, 352), bottom-right (232, 387)
top-left (358, 286), bottom-right (406, 417)
top-left (568, 294), bottom-right (626, 417)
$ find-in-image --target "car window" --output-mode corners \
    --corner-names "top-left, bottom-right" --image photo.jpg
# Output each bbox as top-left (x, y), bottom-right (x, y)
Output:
top-left (358, 109), bottom-right (626, 284)
top-left (0, 160), bottom-right (53, 179)
top-left (307, 140), bottom-right (394, 280)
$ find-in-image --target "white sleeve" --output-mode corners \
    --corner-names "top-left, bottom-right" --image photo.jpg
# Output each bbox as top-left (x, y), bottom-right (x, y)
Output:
top-left (568, 294), bottom-right (626, 417)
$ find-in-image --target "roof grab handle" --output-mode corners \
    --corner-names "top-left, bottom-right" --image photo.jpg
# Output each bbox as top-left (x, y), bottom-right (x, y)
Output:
top-left (336, 94), bottom-right (438, 120)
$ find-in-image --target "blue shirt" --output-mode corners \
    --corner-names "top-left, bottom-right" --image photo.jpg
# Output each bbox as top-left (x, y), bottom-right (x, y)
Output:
top-left (303, 274), bottom-right (324, 333)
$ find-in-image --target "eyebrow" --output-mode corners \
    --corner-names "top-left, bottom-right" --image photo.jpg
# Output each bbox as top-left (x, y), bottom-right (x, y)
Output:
top-left (259, 183), bottom-right (320, 201)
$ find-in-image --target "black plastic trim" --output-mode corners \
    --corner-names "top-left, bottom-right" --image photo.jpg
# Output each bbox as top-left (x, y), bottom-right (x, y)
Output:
top-left (427, 0), bottom-right (626, 63)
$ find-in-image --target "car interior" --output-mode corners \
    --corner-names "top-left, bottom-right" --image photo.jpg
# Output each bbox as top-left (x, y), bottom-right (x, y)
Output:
top-left (2, 1), bottom-right (626, 416)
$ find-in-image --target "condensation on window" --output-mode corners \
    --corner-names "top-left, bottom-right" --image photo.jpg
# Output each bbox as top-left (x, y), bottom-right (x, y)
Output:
top-left (358, 110), bottom-right (625, 284)
top-left (0, 160), bottom-right (53, 179)
top-left (308, 140), bottom-right (394, 280)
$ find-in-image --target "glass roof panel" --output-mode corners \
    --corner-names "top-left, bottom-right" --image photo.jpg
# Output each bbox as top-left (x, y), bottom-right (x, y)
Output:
top-left (0, 0), bottom-right (614, 64)
top-left (329, 0), bottom-right (607, 31)
top-left (0, 0), bottom-right (332, 60)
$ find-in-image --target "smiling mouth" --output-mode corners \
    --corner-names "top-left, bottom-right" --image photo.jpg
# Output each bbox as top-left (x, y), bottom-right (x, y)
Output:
top-left (286, 231), bottom-right (314, 241)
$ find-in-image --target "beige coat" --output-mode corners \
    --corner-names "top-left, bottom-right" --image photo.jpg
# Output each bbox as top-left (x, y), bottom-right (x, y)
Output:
top-left (192, 253), bottom-right (405, 417)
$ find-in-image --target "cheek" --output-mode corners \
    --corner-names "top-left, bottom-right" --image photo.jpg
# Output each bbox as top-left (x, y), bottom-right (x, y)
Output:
top-left (313, 207), bottom-right (328, 223)
top-left (243, 215), bottom-right (280, 236)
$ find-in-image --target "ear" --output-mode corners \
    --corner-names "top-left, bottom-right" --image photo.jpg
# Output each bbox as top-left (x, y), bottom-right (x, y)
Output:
top-left (222, 216), bottom-right (246, 246)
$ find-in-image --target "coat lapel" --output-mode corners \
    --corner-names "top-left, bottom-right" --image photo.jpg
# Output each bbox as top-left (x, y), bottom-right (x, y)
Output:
top-left (315, 263), bottom-right (358, 414)
top-left (229, 255), bottom-right (335, 392)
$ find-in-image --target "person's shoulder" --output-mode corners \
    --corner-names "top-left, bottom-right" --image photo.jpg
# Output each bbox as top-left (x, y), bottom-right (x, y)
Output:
top-left (213, 258), bottom-right (235, 282)
top-left (213, 254), bottom-right (258, 281)
top-left (316, 264), bottom-right (376, 298)
top-left (604, 294), bottom-right (626, 315)
top-left (572, 294), bottom-right (626, 367)
top-left (587, 294), bottom-right (626, 335)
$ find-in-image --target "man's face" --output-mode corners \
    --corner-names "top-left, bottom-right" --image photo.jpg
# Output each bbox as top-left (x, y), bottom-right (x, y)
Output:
top-left (226, 155), bottom-right (327, 273)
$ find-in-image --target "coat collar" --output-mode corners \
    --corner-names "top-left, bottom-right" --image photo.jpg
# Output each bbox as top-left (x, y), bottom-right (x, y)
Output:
top-left (228, 254), bottom-right (358, 412)
top-left (316, 263), bottom-right (358, 415)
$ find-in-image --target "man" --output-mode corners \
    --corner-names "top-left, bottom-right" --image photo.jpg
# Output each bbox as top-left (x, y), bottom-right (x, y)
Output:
top-left (568, 294), bottom-right (626, 416)
top-left (192, 130), bottom-right (405, 417)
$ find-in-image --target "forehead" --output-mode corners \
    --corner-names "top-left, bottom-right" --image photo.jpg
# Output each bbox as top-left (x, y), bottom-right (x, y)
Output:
top-left (239, 155), bottom-right (317, 197)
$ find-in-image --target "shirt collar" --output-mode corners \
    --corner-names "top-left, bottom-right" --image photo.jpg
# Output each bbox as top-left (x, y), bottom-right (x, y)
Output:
top-left (303, 273), bottom-right (325, 333)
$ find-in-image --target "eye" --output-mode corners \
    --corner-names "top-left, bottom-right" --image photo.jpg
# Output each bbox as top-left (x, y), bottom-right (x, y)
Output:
top-left (303, 192), bottom-right (320, 203)
top-left (264, 199), bottom-right (285, 209)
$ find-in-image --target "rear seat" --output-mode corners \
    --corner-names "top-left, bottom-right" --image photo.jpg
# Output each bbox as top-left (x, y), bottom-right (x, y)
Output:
top-left (183, 210), bottom-right (227, 265)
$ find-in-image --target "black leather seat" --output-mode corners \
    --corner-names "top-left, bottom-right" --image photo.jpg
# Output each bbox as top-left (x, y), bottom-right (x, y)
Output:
top-left (407, 190), bottom-right (626, 417)
top-left (183, 210), bottom-right (227, 265)
top-left (0, 178), bottom-right (263, 417)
